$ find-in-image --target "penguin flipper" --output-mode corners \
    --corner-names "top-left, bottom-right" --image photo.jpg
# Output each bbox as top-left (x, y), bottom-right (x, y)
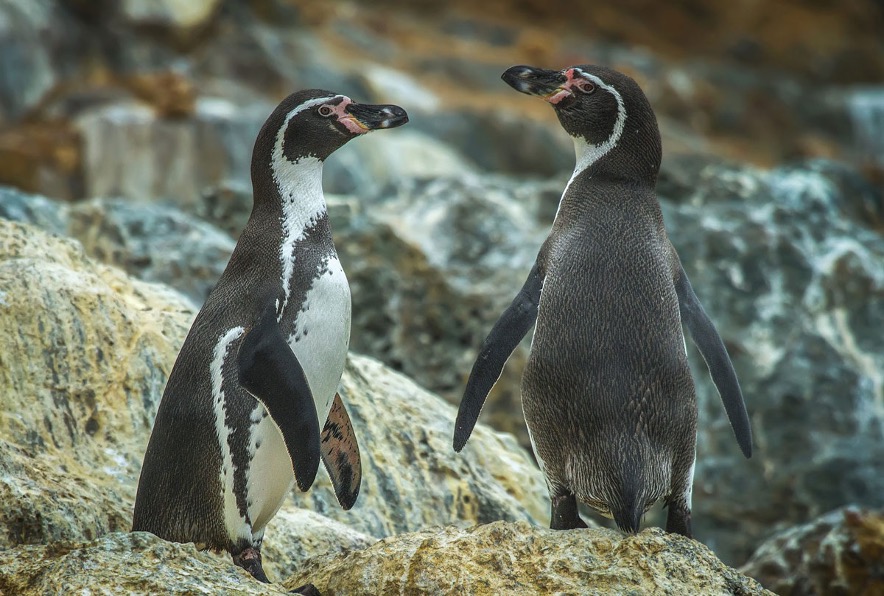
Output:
top-left (674, 264), bottom-right (753, 458)
top-left (237, 302), bottom-right (321, 491)
top-left (454, 261), bottom-right (543, 452)
top-left (320, 393), bottom-right (362, 510)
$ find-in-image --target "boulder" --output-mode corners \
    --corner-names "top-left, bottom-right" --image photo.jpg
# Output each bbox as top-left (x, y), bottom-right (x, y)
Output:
top-left (657, 158), bottom-right (884, 564)
top-left (75, 97), bottom-right (271, 206)
top-left (0, 532), bottom-right (286, 595)
top-left (0, 218), bottom-right (193, 547)
top-left (288, 355), bottom-right (550, 538)
top-left (284, 522), bottom-right (772, 595)
top-left (67, 197), bottom-right (235, 306)
top-left (740, 506), bottom-right (884, 595)
top-left (0, 217), bottom-right (549, 558)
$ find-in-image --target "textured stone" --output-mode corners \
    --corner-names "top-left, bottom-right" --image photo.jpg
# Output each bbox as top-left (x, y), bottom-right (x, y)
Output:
top-left (67, 197), bottom-right (235, 305)
top-left (0, 531), bottom-right (286, 595)
top-left (0, 219), bottom-right (193, 547)
top-left (741, 506), bottom-right (884, 595)
top-left (75, 97), bottom-right (270, 205)
top-left (334, 174), bottom-right (557, 446)
top-left (289, 354), bottom-right (550, 538)
top-left (260, 505), bottom-right (376, 582)
top-left (0, 184), bottom-right (69, 235)
top-left (658, 159), bottom-right (884, 564)
top-left (285, 522), bottom-right (772, 595)
top-left (0, 217), bottom-right (549, 561)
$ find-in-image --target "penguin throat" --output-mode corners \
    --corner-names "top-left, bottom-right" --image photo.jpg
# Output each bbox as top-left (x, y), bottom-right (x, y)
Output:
top-left (559, 76), bottom-right (627, 200)
top-left (271, 155), bottom-right (327, 319)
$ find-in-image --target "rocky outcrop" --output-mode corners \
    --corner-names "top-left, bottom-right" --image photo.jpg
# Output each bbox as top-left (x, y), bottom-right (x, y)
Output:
top-left (740, 506), bottom-right (884, 595)
top-left (289, 354), bottom-right (550, 539)
top-left (67, 197), bottom-right (235, 305)
top-left (285, 522), bottom-right (772, 595)
top-left (0, 532), bottom-right (286, 595)
top-left (657, 158), bottom-right (884, 564)
top-left (0, 218), bottom-right (193, 548)
top-left (0, 217), bottom-right (549, 557)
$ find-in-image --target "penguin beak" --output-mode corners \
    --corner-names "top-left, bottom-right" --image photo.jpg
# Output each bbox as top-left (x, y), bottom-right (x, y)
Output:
top-left (501, 65), bottom-right (571, 105)
top-left (342, 103), bottom-right (409, 133)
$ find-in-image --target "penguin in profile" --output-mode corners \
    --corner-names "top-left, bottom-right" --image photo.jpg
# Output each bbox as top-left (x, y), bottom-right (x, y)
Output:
top-left (454, 65), bottom-right (752, 537)
top-left (133, 90), bottom-right (408, 588)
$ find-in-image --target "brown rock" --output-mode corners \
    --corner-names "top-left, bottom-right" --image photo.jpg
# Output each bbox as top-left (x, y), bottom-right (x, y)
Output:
top-left (284, 521), bottom-right (773, 595)
top-left (741, 506), bottom-right (884, 596)
top-left (0, 532), bottom-right (286, 595)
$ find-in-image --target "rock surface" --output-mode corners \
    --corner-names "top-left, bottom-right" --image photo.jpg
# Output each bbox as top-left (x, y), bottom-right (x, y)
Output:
top-left (288, 355), bottom-right (550, 539)
top-left (285, 522), bottom-right (772, 595)
top-left (0, 218), bottom-right (192, 548)
top-left (0, 532), bottom-right (287, 595)
top-left (0, 217), bottom-right (549, 562)
top-left (740, 506), bottom-right (884, 596)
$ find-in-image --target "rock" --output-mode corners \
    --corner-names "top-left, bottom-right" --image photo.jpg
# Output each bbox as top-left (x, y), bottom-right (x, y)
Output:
top-left (0, 184), bottom-right (69, 234)
top-left (0, 217), bottom-right (548, 557)
top-left (260, 506), bottom-right (376, 582)
top-left (289, 354), bottom-right (551, 538)
top-left (0, 0), bottom-right (57, 123)
top-left (325, 129), bottom-right (478, 197)
top-left (117, 0), bottom-right (222, 46)
top-left (657, 158), bottom-right (884, 564)
top-left (75, 97), bottom-right (271, 205)
top-left (334, 174), bottom-right (557, 446)
top-left (0, 218), bottom-right (193, 547)
top-left (740, 506), bottom-right (884, 595)
top-left (285, 522), bottom-right (772, 595)
top-left (0, 531), bottom-right (286, 595)
top-left (67, 197), bottom-right (235, 305)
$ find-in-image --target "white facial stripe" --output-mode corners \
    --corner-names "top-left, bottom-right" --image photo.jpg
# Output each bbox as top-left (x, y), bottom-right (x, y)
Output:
top-left (554, 69), bottom-right (628, 220)
top-left (271, 96), bottom-right (342, 318)
top-left (210, 326), bottom-right (249, 541)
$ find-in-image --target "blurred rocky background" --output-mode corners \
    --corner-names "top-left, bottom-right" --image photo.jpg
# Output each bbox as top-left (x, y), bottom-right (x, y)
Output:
top-left (1, 0), bottom-right (883, 593)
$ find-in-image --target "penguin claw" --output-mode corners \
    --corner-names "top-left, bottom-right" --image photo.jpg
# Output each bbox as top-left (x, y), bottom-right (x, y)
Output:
top-left (290, 583), bottom-right (321, 596)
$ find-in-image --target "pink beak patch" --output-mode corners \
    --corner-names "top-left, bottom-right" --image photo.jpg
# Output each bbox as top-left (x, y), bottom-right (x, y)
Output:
top-left (329, 97), bottom-right (369, 134)
top-left (545, 68), bottom-right (581, 105)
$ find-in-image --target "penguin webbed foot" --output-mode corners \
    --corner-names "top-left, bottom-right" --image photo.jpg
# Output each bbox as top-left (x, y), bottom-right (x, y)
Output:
top-left (665, 501), bottom-right (693, 538)
top-left (290, 583), bottom-right (321, 595)
top-left (231, 546), bottom-right (270, 583)
top-left (550, 492), bottom-right (589, 530)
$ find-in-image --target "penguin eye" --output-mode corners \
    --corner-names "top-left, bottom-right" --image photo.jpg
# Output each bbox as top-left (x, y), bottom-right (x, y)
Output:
top-left (576, 81), bottom-right (596, 94)
top-left (317, 105), bottom-right (335, 117)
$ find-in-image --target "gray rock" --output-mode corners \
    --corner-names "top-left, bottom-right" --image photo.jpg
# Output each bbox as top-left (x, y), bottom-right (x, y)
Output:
top-left (740, 506), bottom-right (884, 595)
top-left (659, 159), bottom-right (884, 564)
top-left (0, 1), bottom-right (57, 123)
top-left (75, 97), bottom-right (271, 206)
top-left (0, 184), bottom-right (68, 234)
top-left (68, 197), bottom-right (235, 305)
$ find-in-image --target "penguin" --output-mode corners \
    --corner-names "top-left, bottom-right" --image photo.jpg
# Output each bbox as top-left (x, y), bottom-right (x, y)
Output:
top-left (132, 89), bottom-right (408, 587)
top-left (453, 65), bottom-right (752, 537)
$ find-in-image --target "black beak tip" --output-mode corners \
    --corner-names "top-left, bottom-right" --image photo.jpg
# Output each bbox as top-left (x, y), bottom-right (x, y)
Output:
top-left (501, 65), bottom-right (543, 94)
top-left (383, 105), bottom-right (408, 129)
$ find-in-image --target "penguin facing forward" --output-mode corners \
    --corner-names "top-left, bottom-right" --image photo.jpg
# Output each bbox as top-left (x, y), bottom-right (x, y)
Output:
top-left (133, 90), bottom-right (408, 586)
top-left (453, 65), bottom-right (752, 537)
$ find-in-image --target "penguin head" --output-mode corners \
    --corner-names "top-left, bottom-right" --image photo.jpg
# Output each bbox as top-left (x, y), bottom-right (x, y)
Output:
top-left (256, 89), bottom-right (409, 164)
top-left (502, 64), bottom-right (661, 180)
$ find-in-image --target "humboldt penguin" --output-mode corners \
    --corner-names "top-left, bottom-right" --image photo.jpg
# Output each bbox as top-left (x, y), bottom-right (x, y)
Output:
top-left (133, 89), bottom-right (408, 588)
top-left (454, 65), bottom-right (751, 537)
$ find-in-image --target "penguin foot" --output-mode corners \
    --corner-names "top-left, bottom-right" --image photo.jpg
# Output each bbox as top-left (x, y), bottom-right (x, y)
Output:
top-left (290, 583), bottom-right (321, 595)
top-left (231, 547), bottom-right (270, 583)
top-left (665, 501), bottom-right (693, 538)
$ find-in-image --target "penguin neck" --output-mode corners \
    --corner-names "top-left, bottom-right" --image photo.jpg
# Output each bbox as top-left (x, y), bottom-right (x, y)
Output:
top-left (268, 155), bottom-right (334, 317)
top-left (553, 138), bottom-right (661, 224)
